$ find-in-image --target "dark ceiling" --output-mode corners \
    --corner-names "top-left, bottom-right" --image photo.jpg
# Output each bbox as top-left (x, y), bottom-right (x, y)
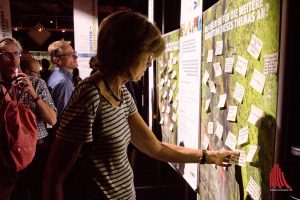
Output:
top-left (10, 0), bottom-right (148, 50)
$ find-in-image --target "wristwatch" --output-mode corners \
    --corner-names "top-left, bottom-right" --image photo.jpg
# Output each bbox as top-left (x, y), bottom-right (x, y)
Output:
top-left (200, 150), bottom-right (207, 164)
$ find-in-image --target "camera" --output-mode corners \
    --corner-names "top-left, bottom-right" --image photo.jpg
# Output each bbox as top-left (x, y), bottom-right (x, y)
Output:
top-left (14, 75), bottom-right (27, 88)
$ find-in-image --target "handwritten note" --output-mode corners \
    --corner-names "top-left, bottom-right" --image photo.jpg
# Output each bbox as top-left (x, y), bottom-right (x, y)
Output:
top-left (215, 40), bottom-right (223, 55)
top-left (207, 122), bottom-right (214, 135)
top-left (229, 150), bottom-right (246, 167)
top-left (171, 82), bottom-right (177, 91)
top-left (172, 113), bottom-right (177, 122)
top-left (169, 123), bottom-right (174, 131)
top-left (172, 100), bottom-right (178, 109)
top-left (215, 121), bottom-right (223, 139)
top-left (248, 105), bottom-right (264, 126)
top-left (202, 135), bottom-right (209, 150)
top-left (207, 49), bottom-right (213, 63)
top-left (235, 56), bottom-right (248, 76)
top-left (209, 81), bottom-right (216, 93)
top-left (250, 68), bottom-right (266, 94)
top-left (246, 145), bottom-right (260, 162)
top-left (166, 105), bottom-right (171, 114)
top-left (202, 70), bottom-right (209, 84)
top-left (246, 177), bottom-right (261, 200)
top-left (171, 71), bottom-right (177, 79)
top-left (227, 106), bottom-right (238, 122)
top-left (213, 62), bottom-right (222, 77)
top-left (217, 94), bottom-right (227, 108)
top-left (225, 131), bottom-right (237, 150)
top-left (159, 117), bottom-right (164, 125)
top-left (238, 126), bottom-right (249, 145)
top-left (264, 53), bottom-right (278, 75)
top-left (225, 56), bottom-right (234, 73)
top-left (247, 34), bottom-right (263, 60)
top-left (233, 82), bottom-right (245, 104)
top-left (172, 56), bottom-right (178, 65)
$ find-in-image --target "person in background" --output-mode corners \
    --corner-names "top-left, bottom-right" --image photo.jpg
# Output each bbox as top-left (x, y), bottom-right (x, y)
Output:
top-left (89, 55), bottom-right (98, 75)
top-left (20, 56), bottom-right (41, 77)
top-left (47, 40), bottom-right (78, 118)
top-left (0, 37), bottom-right (57, 200)
top-left (72, 67), bottom-right (82, 87)
top-left (43, 11), bottom-right (240, 200)
top-left (40, 58), bottom-right (52, 82)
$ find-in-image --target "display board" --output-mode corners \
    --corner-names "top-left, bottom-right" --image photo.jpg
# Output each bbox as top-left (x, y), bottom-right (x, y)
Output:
top-left (156, 30), bottom-right (180, 146)
top-left (177, 0), bottom-right (203, 190)
top-left (199, 0), bottom-right (280, 199)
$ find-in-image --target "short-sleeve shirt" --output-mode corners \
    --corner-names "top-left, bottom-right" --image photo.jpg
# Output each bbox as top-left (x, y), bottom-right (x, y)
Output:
top-left (0, 77), bottom-right (56, 139)
top-left (57, 81), bottom-right (137, 200)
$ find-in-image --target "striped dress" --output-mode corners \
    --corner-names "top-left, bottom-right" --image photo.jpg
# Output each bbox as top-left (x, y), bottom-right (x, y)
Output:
top-left (56, 81), bottom-right (137, 199)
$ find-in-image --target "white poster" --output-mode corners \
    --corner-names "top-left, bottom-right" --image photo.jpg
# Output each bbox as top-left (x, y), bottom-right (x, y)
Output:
top-left (73, 0), bottom-right (98, 79)
top-left (178, 0), bottom-right (202, 190)
top-left (0, 0), bottom-right (12, 37)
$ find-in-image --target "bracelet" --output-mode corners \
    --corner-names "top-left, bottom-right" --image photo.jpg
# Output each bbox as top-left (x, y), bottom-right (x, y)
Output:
top-left (200, 150), bottom-right (207, 164)
top-left (33, 96), bottom-right (41, 103)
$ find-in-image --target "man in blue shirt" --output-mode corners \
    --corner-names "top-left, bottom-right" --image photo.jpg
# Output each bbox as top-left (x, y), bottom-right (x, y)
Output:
top-left (47, 40), bottom-right (78, 117)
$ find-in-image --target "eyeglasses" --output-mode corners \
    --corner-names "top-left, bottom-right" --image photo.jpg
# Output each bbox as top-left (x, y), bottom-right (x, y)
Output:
top-left (29, 70), bottom-right (40, 77)
top-left (0, 51), bottom-right (22, 60)
top-left (55, 51), bottom-right (77, 57)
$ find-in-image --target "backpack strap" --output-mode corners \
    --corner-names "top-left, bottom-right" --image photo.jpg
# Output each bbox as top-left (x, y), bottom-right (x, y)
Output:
top-left (0, 84), bottom-right (12, 104)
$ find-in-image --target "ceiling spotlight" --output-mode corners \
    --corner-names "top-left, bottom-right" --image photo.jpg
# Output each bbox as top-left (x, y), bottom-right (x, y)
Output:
top-left (61, 29), bottom-right (66, 33)
top-left (50, 20), bottom-right (53, 24)
top-left (13, 27), bottom-right (19, 31)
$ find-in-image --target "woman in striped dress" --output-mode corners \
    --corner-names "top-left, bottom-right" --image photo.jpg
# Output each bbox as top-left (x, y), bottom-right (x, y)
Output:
top-left (43, 11), bottom-right (240, 200)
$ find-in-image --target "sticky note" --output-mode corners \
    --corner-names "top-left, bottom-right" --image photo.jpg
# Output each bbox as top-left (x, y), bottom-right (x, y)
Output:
top-left (246, 177), bottom-right (261, 200)
top-left (246, 145), bottom-right (260, 162)
top-left (227, 106), bottom-right (238, 122)
top-left (264, 53), bottom-right (278, 75)
top-left (248, 105), bottom-right (264, 126)
top-left (207, 49), bottom-right (213, 63)
top-left (217, 94), bottom-right (227, 108)
top-left (247, 34), bottom-right (263, 60)
top-left (225, 56), bottom-right (234, 73)
top-left (233, 82), bottom-right (245, 104)
top-left (213, 62), bottom-right (222, 77)
top-left (209, 81), bottom-right (216, 93)
top-left (235, 56), bottom-right (248, 76)
top-left (166, 105), bottom-right (171, 114)
top-left (172, 113), bottom-right (177, 122)
top-left (202, 135), bottom-right (209, 150)
top-left (250, 68), bottom-right (266, 94)
top-left (202, 70), bottom-right (209, 84)
top-left (238, 126), bottom-right (249, 145)
top-left (208, 122), bottom-right (214, 135)
top-left (225, 131), bottom-right (237, 150)
top-left (215, 121), bottom-right (223, 139)
top-left (159, 117), bottom-right (164, 124)
top-left (215, 40), bottom-right (223, 55)
top-left (229, 150), bottom-right (246, 166)
top-left (171, 71), bottom-right (177, 79)
top-left (173, 101), bottom-right (178, 109)
top-left (169, 123), bottom-right (174, 131)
